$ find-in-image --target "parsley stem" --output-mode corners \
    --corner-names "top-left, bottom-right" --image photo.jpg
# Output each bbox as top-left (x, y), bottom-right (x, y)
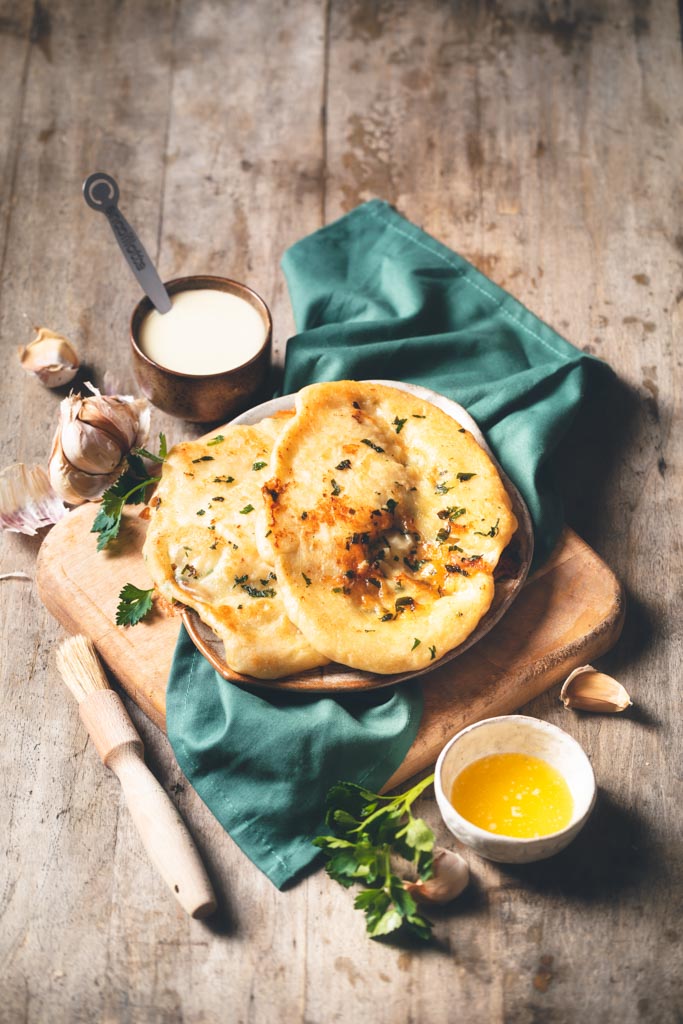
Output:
top-left (349, 773), bottom-right (435, 834)
top-left (395, 773), bottom-right (435, 813)
top-left (120, 477), bottom-right (155, 504)
top-left (383, 847), bottom-right (392, 893)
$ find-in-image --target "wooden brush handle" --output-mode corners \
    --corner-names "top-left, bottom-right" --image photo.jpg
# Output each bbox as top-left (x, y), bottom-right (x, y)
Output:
top-left (80, 691), bottom-right (217, 919)
top-left (109, 748), bottom-right (217, 918)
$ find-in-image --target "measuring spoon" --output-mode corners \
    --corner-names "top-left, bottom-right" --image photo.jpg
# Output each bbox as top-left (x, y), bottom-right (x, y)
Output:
top-left (82, 172), bottom-right (172, 315)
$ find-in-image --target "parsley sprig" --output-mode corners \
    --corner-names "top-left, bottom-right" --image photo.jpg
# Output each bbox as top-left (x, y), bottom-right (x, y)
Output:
top-left (91, 434), bottom-right (167, 551)
top-left (313, 775), bottom-right (436, 942)
top-left (115, 583), bottom-right (154, 626)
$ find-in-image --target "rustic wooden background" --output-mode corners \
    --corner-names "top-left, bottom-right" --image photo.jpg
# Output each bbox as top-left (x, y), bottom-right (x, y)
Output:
top-left (1, 1), bottom-right (681, 1022)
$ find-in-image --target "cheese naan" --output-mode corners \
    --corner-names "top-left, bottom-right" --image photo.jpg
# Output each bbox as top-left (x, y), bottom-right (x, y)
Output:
top-left (260, 381), bottom-right (517, 674)
top-left (142, 417), bottom-right (329, 679)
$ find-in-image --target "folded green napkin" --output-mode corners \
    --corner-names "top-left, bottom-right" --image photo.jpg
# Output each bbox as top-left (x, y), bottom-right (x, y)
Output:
top-left (166, 199), bottom-right (610, 888)
top-left (282, 200), bottom-right (610, 565)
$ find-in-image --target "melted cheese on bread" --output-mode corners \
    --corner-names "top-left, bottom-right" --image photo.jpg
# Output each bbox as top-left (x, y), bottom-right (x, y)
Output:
top-left (142, 417), bottom-right (329, 679)
top-left (260, 381), bottom-right (517, 674)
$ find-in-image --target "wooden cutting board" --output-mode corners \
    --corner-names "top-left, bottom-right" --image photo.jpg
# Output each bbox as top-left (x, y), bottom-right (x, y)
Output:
top-left (36, 505), bottom-right (624, 788)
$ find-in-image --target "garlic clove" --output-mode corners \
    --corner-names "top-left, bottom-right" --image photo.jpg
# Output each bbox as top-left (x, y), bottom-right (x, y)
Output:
top-left (59, 395), bottom-right (125, 474)
top-left (404, 847), bottom-right (469, 905)
top-left (48, 429), bottom-right (122, 505)
top-left (18, 327), bottom-right (79, 388)
top-left (78, 394), bottom-right (148, 453)
top-left (61, 417), bottom-right (124, 474)
top-left (560, 664), bottom-right (632, 713)
top-left (0, 463), bottom-right (67, 534)
top-left (81, 382), bottom-right (151, 452)
top-left (47, 387), bottom-right (150, 505)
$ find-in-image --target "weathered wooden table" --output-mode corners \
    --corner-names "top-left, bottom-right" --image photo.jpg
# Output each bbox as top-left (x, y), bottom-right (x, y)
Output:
top-left (1, 2), bottom-right (681, 1021)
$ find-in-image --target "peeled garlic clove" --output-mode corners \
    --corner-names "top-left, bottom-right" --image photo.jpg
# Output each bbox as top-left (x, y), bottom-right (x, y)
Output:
top-left (18, 327), bottom-right (79, 388)
top-left (560, 664), bottom-right (632, 713)
top-left (404, 848), bottom-right (469, 905)
top-left (0, 463), bottom-right (67, 534)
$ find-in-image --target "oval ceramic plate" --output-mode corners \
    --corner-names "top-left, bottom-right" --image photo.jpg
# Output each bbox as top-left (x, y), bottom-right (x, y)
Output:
top-left (182, 380), bottom-right (534, 693)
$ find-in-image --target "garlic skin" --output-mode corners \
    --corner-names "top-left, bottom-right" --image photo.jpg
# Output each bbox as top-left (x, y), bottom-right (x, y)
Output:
top-left (404, 848), bottom-right (469, 905)
top-left (560, 664), bottom-right (632, 713)
top-left (48, 384), bottom-right (150, 505)
top-left (18, 327), bottom-right (79, 388)
top-left (0, 463), bottom-right (67, 535)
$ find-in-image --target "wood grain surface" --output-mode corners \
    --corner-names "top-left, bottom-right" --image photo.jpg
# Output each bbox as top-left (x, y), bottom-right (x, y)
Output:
top-left (35, 505), bottom-right (624, 788)
top-left (1, 1), bottom-right (681, 1023)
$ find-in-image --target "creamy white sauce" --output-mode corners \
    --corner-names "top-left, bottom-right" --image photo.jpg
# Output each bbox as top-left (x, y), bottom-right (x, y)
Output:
top-left (139, 288), bottom-right (266, 375)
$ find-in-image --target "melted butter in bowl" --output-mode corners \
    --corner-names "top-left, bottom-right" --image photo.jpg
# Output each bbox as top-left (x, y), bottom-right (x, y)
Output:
top-left (435, 715), bottom-right (596, 863)
top-left (450, 751), bottom-right (574, 839)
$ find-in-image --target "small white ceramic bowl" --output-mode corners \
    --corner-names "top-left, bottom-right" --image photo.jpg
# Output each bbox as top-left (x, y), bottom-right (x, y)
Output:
top-left (434, 715), bottom-right (596, 864)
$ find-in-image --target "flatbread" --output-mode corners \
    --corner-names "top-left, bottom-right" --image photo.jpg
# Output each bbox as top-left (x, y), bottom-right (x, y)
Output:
top-left (142, 417), bottom-right (329, 679)
top-left (260, 381), bottom-right (517, 674)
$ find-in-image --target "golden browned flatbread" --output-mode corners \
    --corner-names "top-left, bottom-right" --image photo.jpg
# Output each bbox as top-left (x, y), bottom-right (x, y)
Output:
top-left (142, 418), bottom-right (329, 678)
top-left (259, 381), bottom-right (517, 674)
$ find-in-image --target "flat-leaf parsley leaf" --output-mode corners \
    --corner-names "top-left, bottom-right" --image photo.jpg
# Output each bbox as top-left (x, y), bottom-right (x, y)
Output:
top-left (92, 436), bottom-right (167, 551)
top-left (116, 583), bottom-right (154, 627)
top-left (313, 776), bottom-right (436, 942)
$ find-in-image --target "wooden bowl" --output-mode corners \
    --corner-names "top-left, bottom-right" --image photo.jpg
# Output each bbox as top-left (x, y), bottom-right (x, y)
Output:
top-left (130, 275), bottom-right (272, 423)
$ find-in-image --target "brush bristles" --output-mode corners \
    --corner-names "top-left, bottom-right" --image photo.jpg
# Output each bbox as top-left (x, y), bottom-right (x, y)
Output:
top-left (56, 635), bottom-right (111, 703)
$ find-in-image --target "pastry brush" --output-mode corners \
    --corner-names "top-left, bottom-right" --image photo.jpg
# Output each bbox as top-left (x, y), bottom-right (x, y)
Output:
top-left (56, 634), bottom-right (217, 919)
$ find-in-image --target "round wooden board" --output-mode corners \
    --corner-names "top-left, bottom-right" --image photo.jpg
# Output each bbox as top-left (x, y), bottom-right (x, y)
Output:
top-left (183, 381), bottom-right (534, 693)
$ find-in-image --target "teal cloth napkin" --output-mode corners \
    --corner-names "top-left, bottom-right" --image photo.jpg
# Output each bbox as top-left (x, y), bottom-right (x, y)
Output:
top-left (166, 200), bottom-right (611, 888)
top-left (167, 633), bottom-right (421, 888)
top-left (282, 200), bottom-right (610, 565)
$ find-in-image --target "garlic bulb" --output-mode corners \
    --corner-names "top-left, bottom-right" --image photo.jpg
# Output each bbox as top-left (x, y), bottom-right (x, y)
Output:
top-left (0, 463), bottom-right (67, 534)
top-left (404, 848), bottom-right (469, 905)
top-left (560, 664), bottom-right (632, 713)
top-left (48, 384), bottom-right (150, 504)
top-left (18, 327), bottom-right (79, 388)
